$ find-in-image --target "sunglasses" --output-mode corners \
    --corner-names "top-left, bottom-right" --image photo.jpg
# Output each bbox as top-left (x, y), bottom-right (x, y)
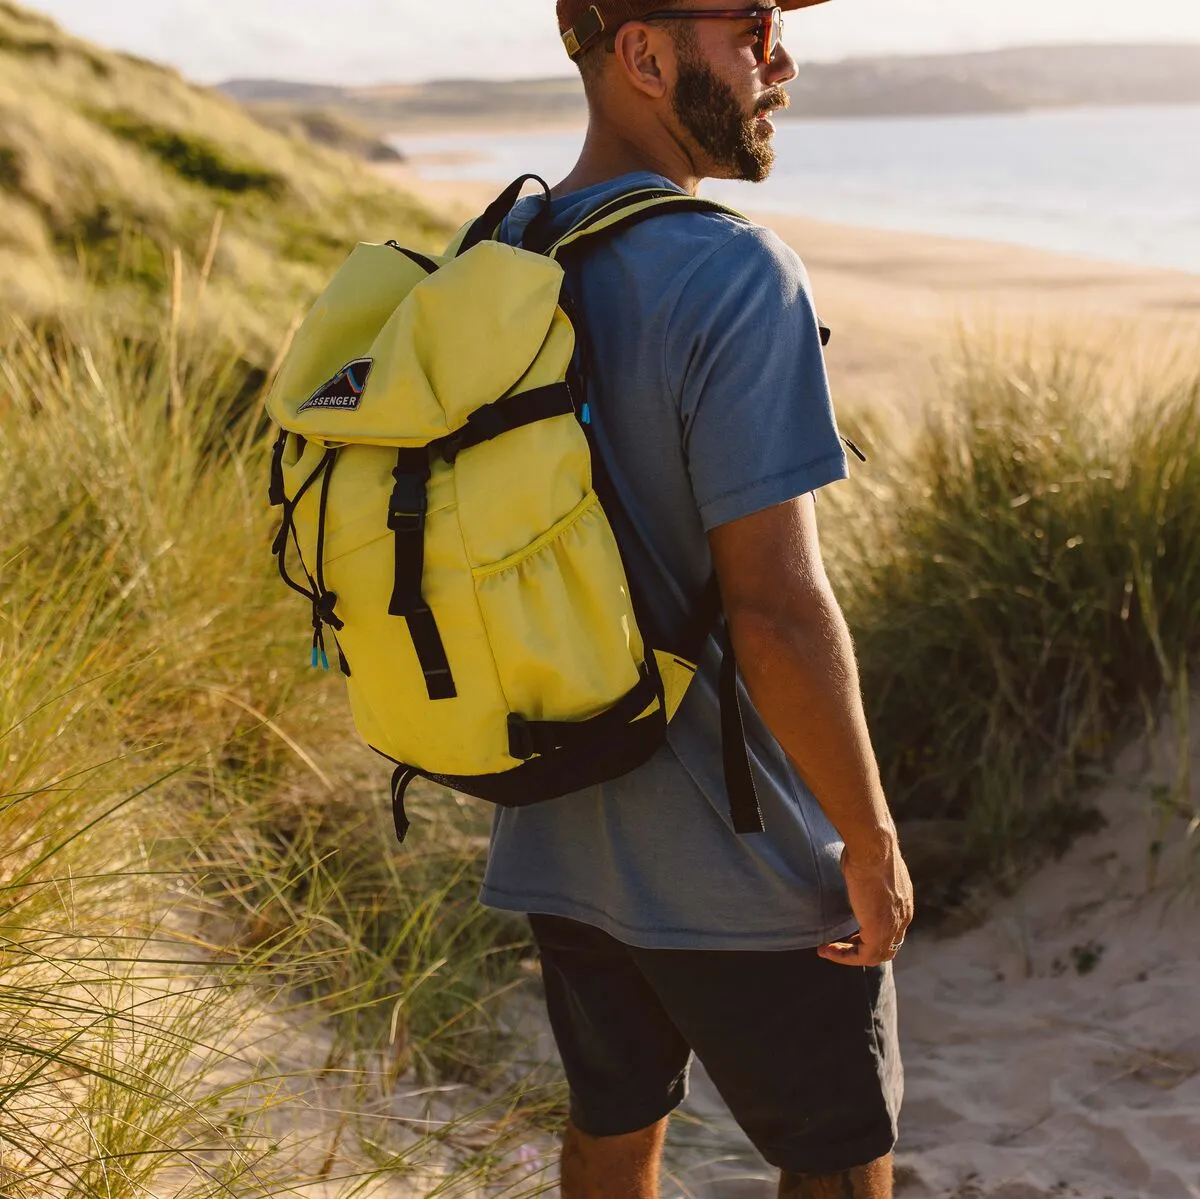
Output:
top-left (641, 6), bottom-right (786, 66)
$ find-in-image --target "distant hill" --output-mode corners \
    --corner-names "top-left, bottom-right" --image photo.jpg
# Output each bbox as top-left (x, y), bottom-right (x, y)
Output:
top-left (0, 1), bottom-right (443, 353)
top-left (221, 43), bottom-right (1200, 132)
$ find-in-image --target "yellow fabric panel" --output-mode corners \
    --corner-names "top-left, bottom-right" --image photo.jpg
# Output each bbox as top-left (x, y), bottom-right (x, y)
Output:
top-left (368, 241), bottom-right (566, 437)
top-left (443, 220), bottom-right (473, 257)
top-left (271, 241), bottom-right (568, 448)
top-left (455, 415), bottom-right (591, 568)
top-left (268, 243), bottom-right (438, 436)
top-left (286, 438), bottom-right (518, 775)
top-left (506, 305), bottom-right (576, 394)
top-left (473, 493), bottom-right (645, 724)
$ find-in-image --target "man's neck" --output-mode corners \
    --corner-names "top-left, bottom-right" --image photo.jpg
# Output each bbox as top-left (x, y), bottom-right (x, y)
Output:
top-left (553, 115), bottom-right (703, 199)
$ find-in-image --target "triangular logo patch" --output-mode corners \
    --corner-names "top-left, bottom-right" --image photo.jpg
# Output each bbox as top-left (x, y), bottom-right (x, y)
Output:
top-left (298, 358), bottom-right (374, 414)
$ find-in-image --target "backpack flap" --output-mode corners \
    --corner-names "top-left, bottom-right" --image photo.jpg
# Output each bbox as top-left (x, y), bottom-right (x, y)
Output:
top-left (267, 242), bottom-right (432, 434)
top-left (269, 241), bottom-right (569, 447)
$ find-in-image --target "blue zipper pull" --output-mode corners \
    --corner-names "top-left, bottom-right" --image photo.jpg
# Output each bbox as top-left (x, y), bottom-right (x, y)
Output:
top-left (581, 402), bottom-right (592, 426)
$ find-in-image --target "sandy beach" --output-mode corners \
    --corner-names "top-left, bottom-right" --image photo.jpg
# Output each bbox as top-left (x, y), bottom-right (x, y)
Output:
top-left (385, 164), bottom-right (1200, 422)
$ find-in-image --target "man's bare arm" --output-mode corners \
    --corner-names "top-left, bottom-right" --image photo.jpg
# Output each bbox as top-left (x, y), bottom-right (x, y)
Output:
top-left (709, 494), bottom-right (913, 965)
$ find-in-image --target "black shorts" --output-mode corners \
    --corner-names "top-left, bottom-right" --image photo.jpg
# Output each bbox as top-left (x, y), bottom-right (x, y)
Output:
top-left (529, 913), bottom-right (903, 1177)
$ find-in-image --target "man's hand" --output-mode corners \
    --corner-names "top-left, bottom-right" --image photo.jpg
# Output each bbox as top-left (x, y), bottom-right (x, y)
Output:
top-left (819, 836), bottom-right (914, 968)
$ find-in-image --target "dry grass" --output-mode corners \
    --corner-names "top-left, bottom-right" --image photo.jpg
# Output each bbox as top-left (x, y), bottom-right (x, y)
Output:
top-left (0, 278), bottom-right (558, 1196)
top-left (829, 341), bottom-right (1200, 910)
top-left (0, 1), bottom-right (449, 357)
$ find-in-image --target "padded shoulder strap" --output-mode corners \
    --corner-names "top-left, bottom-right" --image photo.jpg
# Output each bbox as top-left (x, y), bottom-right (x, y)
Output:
top-left (537, 190), bottom-right (748, 258)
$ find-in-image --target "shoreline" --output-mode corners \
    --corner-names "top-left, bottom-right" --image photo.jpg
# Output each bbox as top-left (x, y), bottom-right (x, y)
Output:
top-left (381, 164), bottom-right (1200, 416)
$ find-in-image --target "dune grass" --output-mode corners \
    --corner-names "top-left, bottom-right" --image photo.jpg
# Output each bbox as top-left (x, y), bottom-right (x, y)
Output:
top-left (0, 1), bottom-right (449, 357)
top-left (4, 267), bottom-right (1195, 1194)
top-left (831, 342), bottom-right (1200, 909)
top-left (1, 11), bottom-right (1196, 1172)
top-left (0, 274), bottom-right (560, 1196)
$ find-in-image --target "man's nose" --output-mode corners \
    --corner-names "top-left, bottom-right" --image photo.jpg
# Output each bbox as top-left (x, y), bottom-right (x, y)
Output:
top-left (767, 41), bottom-right (799, 86)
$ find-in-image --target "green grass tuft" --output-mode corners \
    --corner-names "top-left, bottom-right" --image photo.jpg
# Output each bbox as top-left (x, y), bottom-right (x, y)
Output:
top-left (92, 109), bottom-right (286, 196)
top-left (831, 344), bottom-right (1200, 908)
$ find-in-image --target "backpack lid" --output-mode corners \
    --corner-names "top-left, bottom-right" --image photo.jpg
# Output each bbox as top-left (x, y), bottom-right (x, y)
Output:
top-left (268, 239), bottom-right (567, 446)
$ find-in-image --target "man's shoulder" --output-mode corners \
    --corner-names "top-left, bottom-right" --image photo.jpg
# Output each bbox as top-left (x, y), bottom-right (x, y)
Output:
top-left (630, 205), bottom-right (800, 267)
top-left (618, 209), bottom-right (811, 325)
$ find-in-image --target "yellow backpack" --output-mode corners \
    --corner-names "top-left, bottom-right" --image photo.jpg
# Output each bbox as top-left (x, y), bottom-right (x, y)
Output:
top-left (267, 177), bottom-right (764, 841)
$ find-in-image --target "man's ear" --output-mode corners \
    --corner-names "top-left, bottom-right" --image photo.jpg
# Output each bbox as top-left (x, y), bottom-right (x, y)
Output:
top-left (612, 22), bottom-right (673, 99)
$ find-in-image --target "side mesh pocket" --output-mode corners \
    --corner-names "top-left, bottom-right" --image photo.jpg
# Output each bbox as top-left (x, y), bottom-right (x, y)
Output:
top-left (473, 492), bottom-right (645, 725)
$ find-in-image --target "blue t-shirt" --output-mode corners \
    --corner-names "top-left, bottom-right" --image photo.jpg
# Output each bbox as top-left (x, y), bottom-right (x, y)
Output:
top-left (480, 172), bottom-right (857, 951)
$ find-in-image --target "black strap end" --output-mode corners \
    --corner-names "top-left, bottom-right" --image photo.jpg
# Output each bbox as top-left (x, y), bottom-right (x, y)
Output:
top-left (719, 624), bottom-right (766, 836)
top-left (391, 767), bottom-right (416, 844)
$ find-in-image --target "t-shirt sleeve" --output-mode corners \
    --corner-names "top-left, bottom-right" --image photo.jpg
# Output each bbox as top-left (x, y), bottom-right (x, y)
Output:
top-left (665, 222), bottom-right (848, 532)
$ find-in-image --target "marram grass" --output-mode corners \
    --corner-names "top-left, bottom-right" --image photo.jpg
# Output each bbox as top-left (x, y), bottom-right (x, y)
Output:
top-left (0, 282), bottom-right (556, 1196)
top-left (830, 342), bottom-right (1200, 908)
top-left (2, 250), bottom-right (1197, 1193)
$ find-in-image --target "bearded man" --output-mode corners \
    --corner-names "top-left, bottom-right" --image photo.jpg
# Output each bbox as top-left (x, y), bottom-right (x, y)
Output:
top-left (483, 4), bottom-right (915, 1196)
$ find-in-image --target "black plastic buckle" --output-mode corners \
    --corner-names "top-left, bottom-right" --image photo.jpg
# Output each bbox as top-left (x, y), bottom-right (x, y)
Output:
top-left (388, 471), bottom-right (428, 533)
top-left (507, 714), bottom-right (536, 762)
top-left (268, 431), bottom-right (288, 507)
top-left (439, 433), bottom-right (465, 466)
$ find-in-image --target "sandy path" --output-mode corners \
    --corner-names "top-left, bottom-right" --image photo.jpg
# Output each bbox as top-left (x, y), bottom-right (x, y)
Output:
top-left (661, 719), bottom-right (1200, 1199)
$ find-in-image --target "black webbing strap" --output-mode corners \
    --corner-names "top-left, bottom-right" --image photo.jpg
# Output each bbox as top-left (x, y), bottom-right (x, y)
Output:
top-left (387, 448), bottom-right (457, 702)
top-left (551, 198), bottom-right (742, 261)
top-left (677, 575), bottom-right (723, 661)
top-left (435, 383), bottom-right (575, 465)
top-left (386, 242), bottom-right (439, 274)
top-left (521, 188), bottom-right (684, 255)
top-left (718, 622), bottom-right (765, 835)
top-left (670, 577), bottom-right (765, 835)
top-left (390, 766), bottom-right (418, 843)
top-left (458, 174), bottom-right (552, 258)
top-left (507, 668), bottom-right (662, 762)
top-left (269, 428), bottom-right (288, 507)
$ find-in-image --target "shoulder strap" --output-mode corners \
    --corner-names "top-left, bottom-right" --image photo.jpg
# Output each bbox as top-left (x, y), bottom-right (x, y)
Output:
top-left (543, 189), bottom-right (748, 259)
top-left (457, 173), bottom-right (553, 258)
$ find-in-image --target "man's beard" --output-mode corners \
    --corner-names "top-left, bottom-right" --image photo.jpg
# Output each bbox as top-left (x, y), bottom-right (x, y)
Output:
top-left (671, 52), bottom-right (786, 183)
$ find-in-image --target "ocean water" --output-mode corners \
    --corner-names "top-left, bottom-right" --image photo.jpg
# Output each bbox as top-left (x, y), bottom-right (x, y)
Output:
top-left (394, 104), bottom-right (1200, 274)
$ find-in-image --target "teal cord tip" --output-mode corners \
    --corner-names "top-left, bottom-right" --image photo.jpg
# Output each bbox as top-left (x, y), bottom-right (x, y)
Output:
top-left (581, 403), bottom-right (592, 425)
top-left (311, 647), bottom-right (320, 669)
top-left (320, 649), bottom-right (330, 672)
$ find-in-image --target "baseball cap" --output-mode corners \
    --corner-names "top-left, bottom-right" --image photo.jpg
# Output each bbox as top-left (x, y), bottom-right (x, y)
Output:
top-left (558, 0), bottom-right (832, 61)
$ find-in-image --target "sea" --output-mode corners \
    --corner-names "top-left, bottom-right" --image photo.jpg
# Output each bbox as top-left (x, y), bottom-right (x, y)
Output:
top-left (392, 104), bottom-right (1200, 275)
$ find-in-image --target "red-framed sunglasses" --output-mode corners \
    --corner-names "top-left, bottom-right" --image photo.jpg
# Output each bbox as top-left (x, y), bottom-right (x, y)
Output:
top-left (641, 6), bottom-right (786, 65)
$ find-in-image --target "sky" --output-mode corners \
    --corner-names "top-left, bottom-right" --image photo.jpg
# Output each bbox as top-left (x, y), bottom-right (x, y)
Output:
top-left (26, 0), bottom-right (1200, 86)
